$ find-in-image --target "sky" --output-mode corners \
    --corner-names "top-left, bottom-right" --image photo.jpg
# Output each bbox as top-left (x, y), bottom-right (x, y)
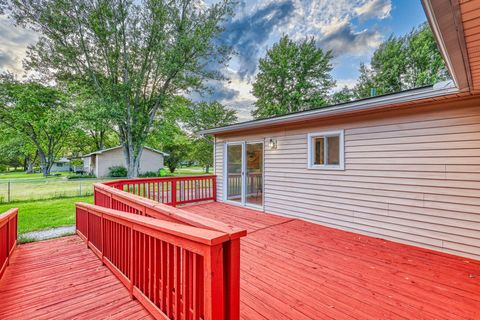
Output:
top-left (0, 0), bottom-right (428, 121)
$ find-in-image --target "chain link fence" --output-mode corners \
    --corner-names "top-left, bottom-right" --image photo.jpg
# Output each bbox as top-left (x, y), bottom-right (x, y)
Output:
top-left (0, 178), bottom-right (109, 203)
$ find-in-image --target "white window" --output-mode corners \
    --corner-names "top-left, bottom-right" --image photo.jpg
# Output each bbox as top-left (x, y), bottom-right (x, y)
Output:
top-left (307, 130), bottom-right (344, 170)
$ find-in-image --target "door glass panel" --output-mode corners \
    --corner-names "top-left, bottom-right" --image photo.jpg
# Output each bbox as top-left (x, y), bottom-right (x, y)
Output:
top-left (246, 143), bottom-right (263, 206)
top-left (226, 144), bottom-right (242, 203)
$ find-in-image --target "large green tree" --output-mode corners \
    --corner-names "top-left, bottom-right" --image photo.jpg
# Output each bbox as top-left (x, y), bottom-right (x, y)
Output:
top-left (185, 101), bottom-right (237, 173)
top-left (5, 0), bottom-right (234, 177)
top-left (252, 35), bottom-right (335, 119)
top-left (0, 76), bottom-right (76, 176)
top-left (353, 23), bottom-right (448, 98)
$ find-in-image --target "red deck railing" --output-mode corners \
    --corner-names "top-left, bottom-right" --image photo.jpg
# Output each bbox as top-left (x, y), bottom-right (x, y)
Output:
top-left (0, 208), bottom-right (18, 280)
top-left (81, 176), bottom-right (246, 320)
top-left (103, 176), bottom-right (217, 207)
top-left (76, 202), bottom-right (231, 320)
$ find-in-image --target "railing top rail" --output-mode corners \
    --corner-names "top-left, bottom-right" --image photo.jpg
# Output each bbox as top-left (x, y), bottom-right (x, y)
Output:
top-left (102, 175), bottom-right (215, 187)
top-left (94, 179), bottom-right (247, 240)
top-left (0, 208), bottom-right (18, 223)
top-left (76, 202), bottom-right (230, 246)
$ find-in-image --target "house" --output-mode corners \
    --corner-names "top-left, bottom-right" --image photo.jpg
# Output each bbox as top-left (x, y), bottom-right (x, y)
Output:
top-left (49, 157), bottom-right (71, 172)
top-left (82, 146), bottom-right (168, 178)
top-left (200, 0), bottom-right (480, 260)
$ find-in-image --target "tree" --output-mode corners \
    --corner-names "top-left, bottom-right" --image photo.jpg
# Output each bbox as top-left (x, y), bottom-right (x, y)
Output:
top-left (6, 0), bottom-right (234, 177)
top-left (252, 35), bottom-right (335, 119)
top-left (353, 23), bottom-right (448, 98)
top-left (0, 76), bottom-right (76, 176)
top-left (185, 101), bottom-right (237, 173)
top-left (0, 126), bottom-right (38, 172)
top-left (69, 82), bottom-right (118, 152)
top-left (330, 86), bottom-right (355, 104)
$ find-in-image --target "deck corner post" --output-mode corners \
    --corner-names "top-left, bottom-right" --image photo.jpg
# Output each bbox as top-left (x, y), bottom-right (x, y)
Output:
top-left (204, 244), bottom-right (225, 320)
top-left (171, 181), bottom-right (177, 207)
top-left (212, 176), bottom-right (217, 202)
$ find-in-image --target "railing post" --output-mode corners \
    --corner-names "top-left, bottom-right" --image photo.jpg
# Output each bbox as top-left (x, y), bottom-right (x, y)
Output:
top-left (171, 180), bottom-right (177, 207)
top-left (204, 244), bottom-right (225, 320)
top-left (86, 209), bottom-right (89, 248)
top-left (212, 176), bottom-right (217, 201)
top-left (130, 226), bottom-right (135, 299)
top-left (5, 218), bottom-right (9, 267)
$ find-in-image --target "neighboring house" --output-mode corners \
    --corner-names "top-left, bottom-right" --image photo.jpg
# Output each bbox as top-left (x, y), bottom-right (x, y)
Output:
top-left (200, 2), bottom-right (480, 260)
top-left (82, 146), bottom-right (168, 178)
top-left (50, 157), bottom-right (71, 173)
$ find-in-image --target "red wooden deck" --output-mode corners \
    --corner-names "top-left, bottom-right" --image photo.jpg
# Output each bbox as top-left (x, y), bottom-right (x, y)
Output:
top-left (1, 201), bottom-right (480, 319)
top-left (186, 202), bottom-right (480, 320)
top-left (0, 236), bottom-right (153, 320)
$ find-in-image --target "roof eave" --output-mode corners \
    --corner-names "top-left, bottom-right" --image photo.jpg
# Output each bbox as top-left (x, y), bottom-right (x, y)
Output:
top-left (200, 85), bottom-right (461, 135)
top-left (422, 0), bottom-right (472, 91)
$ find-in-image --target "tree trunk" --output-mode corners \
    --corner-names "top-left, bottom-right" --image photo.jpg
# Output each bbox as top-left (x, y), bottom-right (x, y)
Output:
top-left (205, 165), bottom-right (210, 174)
top-left (123, 143), bottom-right (142, 178)
top-left (38, 152), bottom-right (49, 177)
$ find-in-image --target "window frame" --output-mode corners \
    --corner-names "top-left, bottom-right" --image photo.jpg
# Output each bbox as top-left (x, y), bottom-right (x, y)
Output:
top-left (307, 130), bottom-right (345, 170)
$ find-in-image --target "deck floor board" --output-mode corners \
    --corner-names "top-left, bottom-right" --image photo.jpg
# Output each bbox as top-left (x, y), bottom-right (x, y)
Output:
top-left (0, 236), bottom-right (153, 320)
top-left (0, 202), bottom-right (479, 319)
top-left (186, 202), bottom-right (480, 320)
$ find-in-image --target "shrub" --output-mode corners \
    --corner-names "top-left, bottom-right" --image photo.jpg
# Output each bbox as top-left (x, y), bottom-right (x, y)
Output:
top-left (67, 174), bottom-right (96, 180)
top-left (108, 166), bottom-right (128, 177)
top-left (138, 171), bottom-right (159, 178)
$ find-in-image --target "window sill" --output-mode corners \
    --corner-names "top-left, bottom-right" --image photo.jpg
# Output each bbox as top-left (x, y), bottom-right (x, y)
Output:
top-left (307, 165), bottom-right (345, 171)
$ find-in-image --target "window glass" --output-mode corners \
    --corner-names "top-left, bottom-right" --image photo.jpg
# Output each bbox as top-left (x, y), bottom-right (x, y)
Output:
top-left (313, 137), bottom-right (324, 165)
top-left (327, 136), bottom-right (340, 165)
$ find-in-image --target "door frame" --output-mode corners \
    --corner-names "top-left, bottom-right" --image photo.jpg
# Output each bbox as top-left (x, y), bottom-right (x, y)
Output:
top-left (224, 140), bottom-right (265, 209)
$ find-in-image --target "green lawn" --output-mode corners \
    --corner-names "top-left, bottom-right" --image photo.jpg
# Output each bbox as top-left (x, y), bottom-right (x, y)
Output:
top-left (0, 171), bottom-right (69, 180)
top-left (174, 166), bottom-right (211, 175)
top-left (0, 196), bottom-right (93, 234)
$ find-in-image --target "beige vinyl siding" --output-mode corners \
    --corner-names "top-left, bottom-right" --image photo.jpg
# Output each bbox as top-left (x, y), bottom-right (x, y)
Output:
top-left (214, 97), bottom-right (480, 259)
top-left (215, 139), bottom-right (224, 200)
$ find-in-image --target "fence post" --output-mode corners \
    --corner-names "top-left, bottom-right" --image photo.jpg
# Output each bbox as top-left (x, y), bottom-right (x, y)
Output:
top-left (79, 182), bottom-right (82, 196)
top-left (7, 181), bottom-right (10, 203)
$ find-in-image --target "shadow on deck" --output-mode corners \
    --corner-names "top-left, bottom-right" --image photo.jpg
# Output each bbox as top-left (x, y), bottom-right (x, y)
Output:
top-left (1, 202), bottom-right (480, 319)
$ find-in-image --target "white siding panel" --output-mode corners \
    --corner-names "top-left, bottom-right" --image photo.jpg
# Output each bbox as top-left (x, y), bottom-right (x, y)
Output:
top-left (214, 99), bottom-right (480, 259)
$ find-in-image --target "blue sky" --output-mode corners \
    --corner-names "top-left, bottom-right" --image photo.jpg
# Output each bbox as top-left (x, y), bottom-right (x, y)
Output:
top-left (192, 0), bottom-right (430, 120)
top-left (0, 0), bottom-right (429, 121)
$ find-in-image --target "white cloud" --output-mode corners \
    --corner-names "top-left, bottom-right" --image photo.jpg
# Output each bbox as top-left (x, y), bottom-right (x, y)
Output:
top-left (355, 0), bottom-right (392, 20)
top-left (0, 16), bottom-right (38, 75)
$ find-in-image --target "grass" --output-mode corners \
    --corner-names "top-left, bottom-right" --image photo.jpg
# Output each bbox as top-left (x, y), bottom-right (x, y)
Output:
top-left (0, 177), bottom-right (109, 203)
top-left (174, 166), bottom-right (211, 175)
top-left (0, 196), bottom-right (93, 234)
top-left (0, 171), bottom-right (69, 180)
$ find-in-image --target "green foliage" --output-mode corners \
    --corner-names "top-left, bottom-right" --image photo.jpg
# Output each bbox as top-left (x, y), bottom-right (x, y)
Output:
top-left (252, 35), bottom-right (335, 119)
top-left (330, 86), bottom-right (355, 104)
top-left (66, 174), bottom-right (96, 180)
top-left (0, 76), bottom-right (76, 176)
top-left (182, 101), bottom-right (237, 172)
top-left (353, 23), bottom-right (448, 98)
top-left (108, 166), bottom-right (128, 178)
top-left (7, 0), bottom-right (235, 177)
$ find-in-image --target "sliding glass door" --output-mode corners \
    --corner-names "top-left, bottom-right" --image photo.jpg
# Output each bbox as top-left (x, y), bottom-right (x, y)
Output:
top-left (225, 141), bottom-right (263, 208)
top-left (226, 143), bottom-right (243, 203)
top-left (246, 142), bottom-right (263, 207)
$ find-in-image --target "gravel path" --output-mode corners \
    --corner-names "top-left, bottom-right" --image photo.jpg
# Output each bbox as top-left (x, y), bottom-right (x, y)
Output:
top-left (19, 225), bottom-right (76, 242)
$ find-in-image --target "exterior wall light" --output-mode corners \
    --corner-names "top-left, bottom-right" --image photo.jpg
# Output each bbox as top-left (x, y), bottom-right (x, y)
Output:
top-left (268, 138), bottom-right (277, 150)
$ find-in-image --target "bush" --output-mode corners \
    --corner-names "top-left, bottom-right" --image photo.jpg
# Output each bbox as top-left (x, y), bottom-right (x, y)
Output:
top-left (108, 166), bottom-right (128, 177)
top-left (138, 171), bottom-right (159, 178)
top-left (67, 174), bottom-right (96, 180)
